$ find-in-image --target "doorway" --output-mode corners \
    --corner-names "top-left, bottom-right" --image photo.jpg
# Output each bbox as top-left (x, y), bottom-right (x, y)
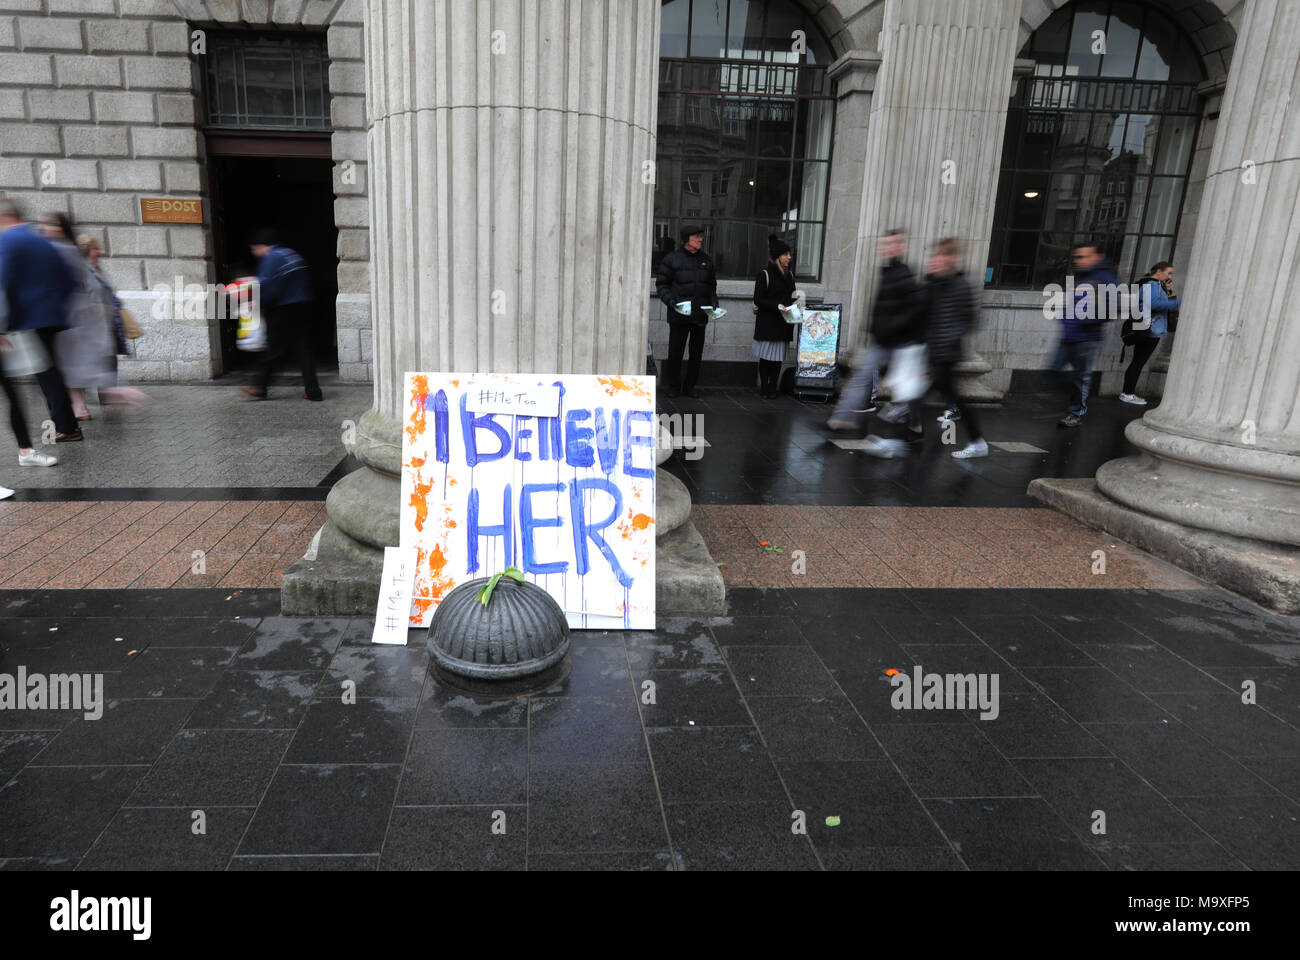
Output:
top-left (208, 154), bottom-right (339, 373)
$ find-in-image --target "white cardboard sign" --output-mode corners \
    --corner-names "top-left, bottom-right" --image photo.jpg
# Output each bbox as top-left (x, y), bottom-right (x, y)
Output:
top-left (371, 546), bottom-right (418, 645)
top-left (399, 373), bottom-right (657, 630)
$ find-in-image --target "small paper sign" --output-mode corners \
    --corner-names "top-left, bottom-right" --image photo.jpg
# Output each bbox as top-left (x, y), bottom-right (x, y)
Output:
top-left (466, 383), bottom-right (561, 418)
top-left (372, 546), bottom-right (418, 645)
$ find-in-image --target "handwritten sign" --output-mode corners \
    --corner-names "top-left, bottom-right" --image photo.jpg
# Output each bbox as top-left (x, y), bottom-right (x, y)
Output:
top-left (371, 546), bottom-right (418, 645)
top-left (139, 198), bottom-right (203, 224)
top-left (400, 373), bottom-right (657, 630)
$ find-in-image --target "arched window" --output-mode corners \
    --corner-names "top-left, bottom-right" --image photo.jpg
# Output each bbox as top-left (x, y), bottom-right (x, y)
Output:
top-left (987, 1), bottom-right (1204, 288)
top-left (655, 0), bottom-right (836, 280)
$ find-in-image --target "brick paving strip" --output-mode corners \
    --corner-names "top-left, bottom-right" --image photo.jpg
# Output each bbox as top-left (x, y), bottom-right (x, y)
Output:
top-left (693, 504), bottom-right (1205, 590)
top-left (0, 501), bottom-right (328, 590)
top-left (0, 500), bottom-right (1201, 592)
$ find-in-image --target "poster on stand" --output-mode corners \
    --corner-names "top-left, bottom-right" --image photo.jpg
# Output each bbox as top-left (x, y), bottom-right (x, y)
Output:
top-left (794, 303), bottom-right (843, 383)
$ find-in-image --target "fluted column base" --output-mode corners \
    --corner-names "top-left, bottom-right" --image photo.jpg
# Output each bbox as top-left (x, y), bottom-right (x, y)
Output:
top-left (1095, 418), bottom-right (1300, 548)
top-left (282, 408), bottom-right (401, 616)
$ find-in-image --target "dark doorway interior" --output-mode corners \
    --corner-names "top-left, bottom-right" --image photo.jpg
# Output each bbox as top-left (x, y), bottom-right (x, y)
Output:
top-left (209, 155), bottom-right (339, 372)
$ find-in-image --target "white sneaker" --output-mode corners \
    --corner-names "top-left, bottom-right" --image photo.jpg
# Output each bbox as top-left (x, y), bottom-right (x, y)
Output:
top-left (1119, 393), bottom-right (1148, 406)
top-left (0, 485), bottom-right (13, 500)
top-left (938, 407), bottom-right (961, 422)
top-left (952, 439), bottom-right (989, 460)
top-left (19, 450), bottom-right (58, 467)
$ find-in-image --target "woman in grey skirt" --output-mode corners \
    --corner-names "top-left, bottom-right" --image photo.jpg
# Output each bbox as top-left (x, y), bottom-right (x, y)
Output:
top-left (751, 235), bottom-right (798, 399)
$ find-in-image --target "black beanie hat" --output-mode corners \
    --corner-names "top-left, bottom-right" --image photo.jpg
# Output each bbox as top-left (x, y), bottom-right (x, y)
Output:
top-left (250, 228), bottom-right (278, 247)
top-left (768, 234), bottom-right (791, 259)
top-left (680, 224), bottom-right (704, 243)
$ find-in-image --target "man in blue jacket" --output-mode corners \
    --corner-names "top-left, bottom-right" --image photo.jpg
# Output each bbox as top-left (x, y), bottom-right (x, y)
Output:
top-left (0, 199), bottom-right (82, 441)
top-left (1052, 243), bottom-right (1118, 428)
top-left (240, 229), bottom-right (322, 401)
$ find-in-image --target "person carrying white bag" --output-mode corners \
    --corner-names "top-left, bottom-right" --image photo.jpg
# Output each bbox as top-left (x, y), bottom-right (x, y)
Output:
top-left (0, 244), bottom-right (59, 501)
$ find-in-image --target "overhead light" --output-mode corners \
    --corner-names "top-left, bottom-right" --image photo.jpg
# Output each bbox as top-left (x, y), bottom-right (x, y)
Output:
top-left (748, 180), bottom-right (756, 187)
top-left (1024, 191), bottom-right (1040, 199)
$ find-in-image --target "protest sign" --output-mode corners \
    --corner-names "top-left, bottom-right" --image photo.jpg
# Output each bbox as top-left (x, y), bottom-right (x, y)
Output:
top-left (400, 373), bottom-right (657, 630)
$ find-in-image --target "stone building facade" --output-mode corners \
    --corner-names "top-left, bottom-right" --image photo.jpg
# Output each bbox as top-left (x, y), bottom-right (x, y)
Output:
top-left (0, 0), bottom-right (1242, 399)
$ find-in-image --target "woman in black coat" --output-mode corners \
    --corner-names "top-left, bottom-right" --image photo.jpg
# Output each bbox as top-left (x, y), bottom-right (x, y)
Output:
top-left (752, 235), bottom-right (798, 398)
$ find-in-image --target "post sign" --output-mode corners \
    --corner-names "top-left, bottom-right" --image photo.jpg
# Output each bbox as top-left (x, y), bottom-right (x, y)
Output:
top-left (795, 302), bottom-right (843, 381)
top-left (400, 373), bottom-right (657, 630)
top-left (139, 197), bottom-right (203, 223)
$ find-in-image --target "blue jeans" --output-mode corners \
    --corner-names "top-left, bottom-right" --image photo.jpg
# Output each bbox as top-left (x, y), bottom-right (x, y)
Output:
top-left (1050, 339), bottom-right (1100, 419)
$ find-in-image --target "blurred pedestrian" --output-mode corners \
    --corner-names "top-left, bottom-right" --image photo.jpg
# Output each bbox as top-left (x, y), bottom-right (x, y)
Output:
top-left (0, 199), bottom-right (81, 442)
top-left (240, 230), bottom-right (322, 402)
top-left (828, 229), bottom-right (925, 433)
top-left (1052, 242), bottom-right (1117, 427)
top-left (655, 225), bottom-right (718, 399)
top-left (924, 238), bottom-right (987, 460)
top-left (76, 235), bottom-right (150, 409)
top-left (1120, 261), bottom-right (1181, 406)
top-left (40, 214), bottom-right (117, 423)
top-left (0, 228), bottom-right (59, 499)
top-left (751, 234), bottom-right (797, 399)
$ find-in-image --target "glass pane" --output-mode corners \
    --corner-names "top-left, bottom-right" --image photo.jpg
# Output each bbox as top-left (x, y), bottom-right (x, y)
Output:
top-left (1115, 234), bottom-right (1140, 282)
top-left (1010, 173), bottom-right (1051, 230)
top-left (689, 0), bottom-right (727, 58)
top-left (682, 94), bottom-right (722, 152)
top-left (763, 0), bottom-right (805, 62)
top-left (1065, 3), bottom-right (1109, 78)
top-left (727, 0), bottom-right (764, 60)
top-left (1123, 113), bottom-right (1159, 174)
top-left (709, 160), bottom-right (746, 218)
top-left (1034, 232), bottom-right (1075, 287)
top-left (1028, 9), bottom-right (1070, 65)
top-left (756, 97), bottom-right (797, 159)
top-left (999, 232), bottom-right (1040, 286)
top-left (1143, 176), bottom-right (1185, 235)
top-left (796, 98), bottom-right (834, 161)
top-left (654, 157), bottom-right (685, 219)
top-left (658, 93), bottom-right (683, 149)
top-left (719, 97), bottom-right (757, 153)
top-left (1135, 8), bottom-right (1194, 82)
top-left (714, 219), bottom-right (783, 277)
top-left (661, 0), bottom-right (690, 58)
top-left (1051, 112), bottom-right (1094, 170)
top-left (752, 159), bottom-right (791, 220)
top-left (793, 223), bottom-right (823, 279)
top-left (791, 161), bottom-right (829, 225)
top-left (1134, 236), bottom-right (1174, 278)
top-left (1128, 175), bottom-right (1149, 231)
top-left (1096, 111), bottom-right (1129, 169)
top-left (1153, 113), bottom-right (1197, 175)
top-left (1099, 3), bottom-right (1144, 78)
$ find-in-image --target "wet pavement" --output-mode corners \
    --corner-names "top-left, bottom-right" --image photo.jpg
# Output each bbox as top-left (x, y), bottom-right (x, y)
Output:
top-left (0, 386), bottom-right (1297, 870)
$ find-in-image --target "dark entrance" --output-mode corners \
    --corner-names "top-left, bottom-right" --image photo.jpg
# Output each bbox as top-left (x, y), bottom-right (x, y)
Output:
top-left (208, 151), bottom-right (339, 373)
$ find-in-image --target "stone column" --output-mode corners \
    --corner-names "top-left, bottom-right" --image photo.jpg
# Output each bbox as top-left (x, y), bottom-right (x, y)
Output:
top-left (284, 0), bottom-right (684, 614)
top-left (847, 0), bottom-right (1020, 401)
top-left (1034, 0), bottom-right (1300, 613)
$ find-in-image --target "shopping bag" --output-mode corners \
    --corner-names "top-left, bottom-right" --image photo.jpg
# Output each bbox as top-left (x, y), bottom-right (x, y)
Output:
top-left (230, 278), bottom-right (267, 352)
top-left (881, 343), bottom-right (930, 402)
top-left (0, 329), bottom-right (52, 377)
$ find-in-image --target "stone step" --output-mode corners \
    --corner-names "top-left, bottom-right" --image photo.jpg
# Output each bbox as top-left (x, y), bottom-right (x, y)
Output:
top-left (655, 520), bottom-right (726, 617)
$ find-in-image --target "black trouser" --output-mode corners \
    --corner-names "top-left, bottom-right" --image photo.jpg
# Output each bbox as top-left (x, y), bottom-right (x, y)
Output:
top-left (664, 322), bottom-right (706, 393)
top-left (257, 301), bottom-right (321, 398)
top-left (33, 327), bottom-right (77, 435)
top-left (756, 358), bottom-right (782, 394)
top-left (1123, 337), bottom-right (1160, 395)
top-left (0, 369), bottom-right (33, 449)
top-left (931, 361), bottom-right (982, 442)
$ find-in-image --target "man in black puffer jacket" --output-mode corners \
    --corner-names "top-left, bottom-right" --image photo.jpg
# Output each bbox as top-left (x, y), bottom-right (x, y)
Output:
top-left (924, 238), bottom-right (987, 460)
top-left (828, 229), bottom-right (925, 431)
top-left (655, 225), bottom-right (718, 398)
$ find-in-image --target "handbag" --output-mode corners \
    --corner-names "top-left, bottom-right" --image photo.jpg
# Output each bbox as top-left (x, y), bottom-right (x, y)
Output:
top-left (0, 329), bottom-right (52, 377)
top-left (119, 307), bottom-right (142, 340)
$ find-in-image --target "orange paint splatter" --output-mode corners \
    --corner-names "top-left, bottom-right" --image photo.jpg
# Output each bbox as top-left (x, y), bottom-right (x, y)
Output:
top-left (408, 469), bottom-right (435, 533)
top-left (885, 669), bottom-right (902, 677)
top-left (630, 513), bottom-right (654, 531)
top-left (406, 374), bottom-right (430, 445)
top-left (597, 376), bottom-right (653, 401)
